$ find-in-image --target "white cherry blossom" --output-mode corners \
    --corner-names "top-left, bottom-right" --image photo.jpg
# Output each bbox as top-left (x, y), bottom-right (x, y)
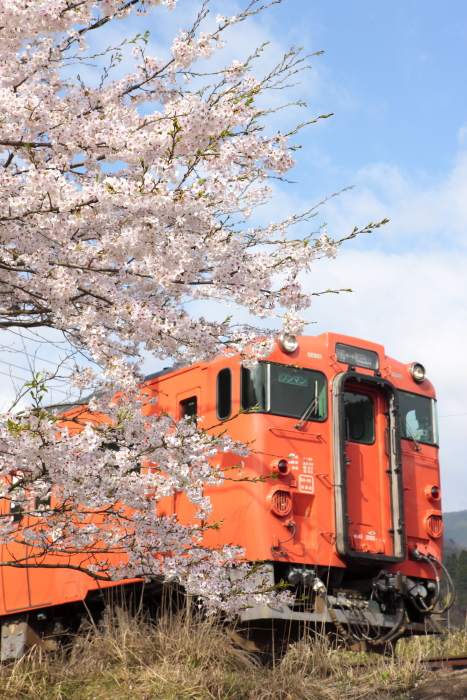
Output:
top-left (0, 0), bottom-right (386, 612)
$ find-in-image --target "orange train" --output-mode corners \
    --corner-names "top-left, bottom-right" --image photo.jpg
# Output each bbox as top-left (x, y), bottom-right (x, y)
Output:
top-left (0, 332), bottom-right (453, 657)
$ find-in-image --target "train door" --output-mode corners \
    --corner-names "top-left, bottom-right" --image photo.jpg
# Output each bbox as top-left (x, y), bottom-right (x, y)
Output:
top-left (332, 372), bottom-right (405, 564)
top-left (171, 387), bottom-right (201, 521)
top-left (1, 482), bottom-right (54, 612)
top-left (1, 488), bottom-right (30, 611)
top-left (0, 561), bottom-right (30, 612)
top-left (344, 384), bottom-right (392, 556)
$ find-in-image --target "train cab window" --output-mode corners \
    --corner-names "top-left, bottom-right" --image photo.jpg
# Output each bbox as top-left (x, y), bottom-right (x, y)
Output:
top-left (180, 396), bottom-right (197, 420)
top-left (10, 500), bottom-right (24, 523)
top-left (399, 391), bottom-right (438, 446)
top-left (216, 369), bottom-right (232, 420)
top-left (344, 391), bottom-right (374, 444)
top-left (241, 362), bottom-right (326, 421)
top-left (9, 474), bottom-right (24, 523)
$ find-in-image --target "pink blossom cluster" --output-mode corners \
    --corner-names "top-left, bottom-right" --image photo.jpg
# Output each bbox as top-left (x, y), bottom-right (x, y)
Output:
top-left (0, 385), bottom-right (290, 614)
top-left (0, 0), bottom-right (348, 611)
top-left (0, 0), bottom-right (339, 369)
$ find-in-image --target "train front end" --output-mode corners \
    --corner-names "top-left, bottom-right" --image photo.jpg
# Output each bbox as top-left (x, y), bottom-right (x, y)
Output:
top-left (205, 332), bottom-right (451, 648)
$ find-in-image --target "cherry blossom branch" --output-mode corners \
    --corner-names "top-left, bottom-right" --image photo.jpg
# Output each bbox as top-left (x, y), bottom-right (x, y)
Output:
top-left (0, 0), bottom-right (387, 611)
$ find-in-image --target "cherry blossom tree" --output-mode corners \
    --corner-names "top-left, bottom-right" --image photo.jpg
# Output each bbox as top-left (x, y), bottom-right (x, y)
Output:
top-left (0, 0), bottom-right (386, 613)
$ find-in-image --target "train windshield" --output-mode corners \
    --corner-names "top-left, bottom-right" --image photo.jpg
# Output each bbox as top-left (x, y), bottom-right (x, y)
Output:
top-left (241, 362), bottom-right (327, 421)
top-left (399, 391), bottom-right (438, 446)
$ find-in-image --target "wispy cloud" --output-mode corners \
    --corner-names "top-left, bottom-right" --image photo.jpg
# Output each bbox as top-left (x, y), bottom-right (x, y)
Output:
top-left (458, 124), bottom-right (467, 147)
top-left (295, 150), bottom-right (467, 511)
top-left (307, 150), bottom-right (467, 252)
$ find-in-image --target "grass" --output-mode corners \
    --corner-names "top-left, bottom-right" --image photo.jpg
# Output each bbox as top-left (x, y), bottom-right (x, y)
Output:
top-left (399, 626), bottom-right (467, 659)
top-left (0, 609), bottom-right (466, 700)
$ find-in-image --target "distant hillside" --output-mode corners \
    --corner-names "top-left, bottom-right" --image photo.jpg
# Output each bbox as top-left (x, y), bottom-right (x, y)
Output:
top-left (444, 510), bottom-right (467, 548)
top-left (444, 537), bottom-right (465, 558)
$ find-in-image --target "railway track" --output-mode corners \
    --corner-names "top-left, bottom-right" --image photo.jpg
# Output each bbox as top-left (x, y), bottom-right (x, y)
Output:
top-left (421, 655), bottom-right (467, 672)
top-left (349, 654), bottom-right (467, 674)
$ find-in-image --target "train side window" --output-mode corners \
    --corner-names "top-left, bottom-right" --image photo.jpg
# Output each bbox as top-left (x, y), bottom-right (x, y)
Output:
top-left (216, 369), bottom-right (232, 420)
top-left (241, 364), bottom-right (266, 411)
top-left (180, 397), bottom-right (197, 419)
top-left (344, 391), bottom-right (375, 444)
top-left (35, 495), bottom-right (51, 511)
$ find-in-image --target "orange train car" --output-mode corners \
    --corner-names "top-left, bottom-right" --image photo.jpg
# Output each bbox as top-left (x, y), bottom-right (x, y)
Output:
top-left (0, 332), bottom-right (453, 656)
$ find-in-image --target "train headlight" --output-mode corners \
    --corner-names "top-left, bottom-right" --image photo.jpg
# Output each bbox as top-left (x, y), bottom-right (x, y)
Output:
top-left (278, 333), bottom-right (298, 353)
top-left (425, 512), bottom-right (443, 538)
top-left (410, 362), bottom-right (426, 383)
top-left (267, 488), bottom-right (292, 517)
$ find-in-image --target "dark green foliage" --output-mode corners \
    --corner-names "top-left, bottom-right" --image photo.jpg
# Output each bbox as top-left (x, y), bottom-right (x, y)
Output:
top-left (445, 552), bottom-right (458, 580)
top-left (442, 540), bottom-right (466, 628)
top-left (456, 550), bottom-right (467, 606)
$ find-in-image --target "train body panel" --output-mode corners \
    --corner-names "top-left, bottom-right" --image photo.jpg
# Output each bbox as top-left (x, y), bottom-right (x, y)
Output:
top-left (149, 332), bottom-right (442, 578)
top-left (0, 332), bottom-right (449, 652)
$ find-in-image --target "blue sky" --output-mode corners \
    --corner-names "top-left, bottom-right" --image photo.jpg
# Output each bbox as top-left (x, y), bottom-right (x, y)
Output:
top-left (237, 0), bottom-right (467, 512)
top-left (2, 0), bottom-right (467, 511)
top-left (282, 1), bottom-right (467, 192)
top-left (177, 0), bottom-right (467, 512)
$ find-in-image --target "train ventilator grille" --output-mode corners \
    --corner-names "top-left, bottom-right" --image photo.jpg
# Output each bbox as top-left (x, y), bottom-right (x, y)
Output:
top-left (426, 514), bottom-right (443, 538)
top-left (271, 490), bottom-right (292, 517)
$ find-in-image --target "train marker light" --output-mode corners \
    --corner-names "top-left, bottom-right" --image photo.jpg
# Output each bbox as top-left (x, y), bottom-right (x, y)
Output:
top-left (278, 333), bottom-right (298, 353)
top-left (270, 458), bottom-right (290, 475)
top-left (410, 362), bottom-right (426, 383)
top-left (425, 485), bottom-right (441, 502)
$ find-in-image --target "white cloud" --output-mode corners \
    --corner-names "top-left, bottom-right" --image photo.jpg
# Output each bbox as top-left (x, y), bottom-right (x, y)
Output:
top-left (319, 150), bottom-right (467, 251)
top-left (288, 147), bottom-right (467, 512)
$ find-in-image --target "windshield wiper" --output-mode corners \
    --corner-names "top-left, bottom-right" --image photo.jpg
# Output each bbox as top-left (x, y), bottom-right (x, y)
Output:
top-left (404, 419), bottom-right (421, 451)
top-left (295, 380), bottom-right (318, 430)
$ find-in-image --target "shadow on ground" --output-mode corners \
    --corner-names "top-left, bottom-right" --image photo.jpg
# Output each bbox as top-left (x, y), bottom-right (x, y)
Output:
top-left (407, 671), bottom-right (467, 700)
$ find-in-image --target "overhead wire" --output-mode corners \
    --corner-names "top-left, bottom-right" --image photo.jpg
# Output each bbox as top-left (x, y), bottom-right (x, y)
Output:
top-left (0, 365), bottom-right (71, 396)
top-left (0, 338), bottom-right (77, 399)
top-left (0, 357), bottom-right (67, 377)
top-left (0, 341), bottom-right (69, 367)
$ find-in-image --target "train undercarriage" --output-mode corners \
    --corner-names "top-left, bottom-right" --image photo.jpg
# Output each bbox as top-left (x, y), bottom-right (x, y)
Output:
top-left (0, 556), bottom-right (454, 660)
top-left (237, 559), bottom-right (453, 654)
